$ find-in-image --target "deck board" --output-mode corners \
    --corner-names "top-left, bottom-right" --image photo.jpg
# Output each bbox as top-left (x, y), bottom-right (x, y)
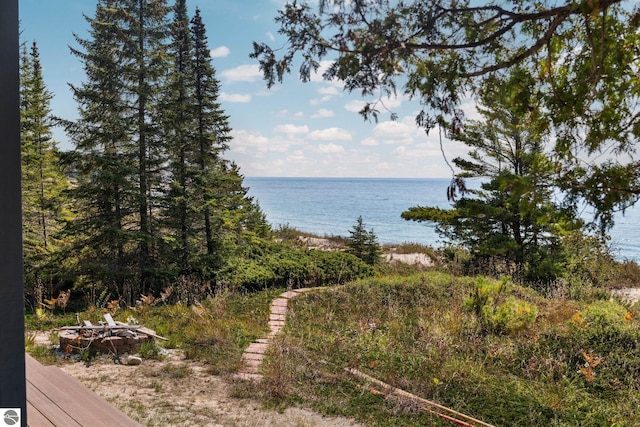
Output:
top-left (26, 377), bottom-right (83, 427)
top-left (27, 401), bottom-right (56, 427)
top-left (26, 354), bottom-right (140, 427)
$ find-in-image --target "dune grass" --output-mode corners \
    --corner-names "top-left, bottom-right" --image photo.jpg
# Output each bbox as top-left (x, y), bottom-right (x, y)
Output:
top-left (251, 273), bottom-right (640, 426)
top-left (27, 287), bottom-right (280, 374)
top-left (26, 265), bottom-right (640, 426)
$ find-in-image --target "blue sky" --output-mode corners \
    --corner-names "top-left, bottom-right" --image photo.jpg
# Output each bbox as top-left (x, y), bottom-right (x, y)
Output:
top-left (19, 0), bottom-right (472, 178)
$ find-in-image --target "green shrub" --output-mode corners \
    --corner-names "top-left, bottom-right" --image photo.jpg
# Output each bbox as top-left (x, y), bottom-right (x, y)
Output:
top-left (463, 277), bottom-right (538, 334)
top-left (579, 299), bottom-right (630, 327)
top-left (518, 298), bottom-right (640, 403)
top-left (265, 272), bottom-right (639, 426)
top-left (345, 216), bottom-right (382, 265)
top-left (485, 296), bottom-right (538, 334)
top-left (463, 277), bottom-right (506, 318)
top-left (560, 231), bottom-right (616, 287)
top-left (138, 340), bottom-right (163, 360)
top-left (218, 241), bottom-right (373, 291)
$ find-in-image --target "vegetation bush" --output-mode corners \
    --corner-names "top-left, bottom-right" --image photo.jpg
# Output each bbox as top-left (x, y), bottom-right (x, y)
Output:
top-left (114, 288), bottom-right (277, 373)
top-left (463, 277), bottom-right (538, 335)
top-left (345, 216), bottom-right (382, 266)
top-left (560, 231), bottom-right (618, 287)
top-left (218, 238), bottom-right (373, 291)
top-left (485, 296), bottom-right (538, 335)
top-left (608, 259), bottom-right (640, 289)
top-left (386, 242), bottom-right (439, 257)
top-left (253, 272), bottom-right (639, 426)
top-left (272, 224), bottom-right (314, 243)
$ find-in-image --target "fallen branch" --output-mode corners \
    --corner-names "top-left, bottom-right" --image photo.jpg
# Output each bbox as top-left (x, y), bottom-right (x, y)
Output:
top-left (58, 325), bottom-right (168, 341)
top-left (345, 367), bottom-right (495, 427)
top-left (59, 325), bottom-right (142, 331)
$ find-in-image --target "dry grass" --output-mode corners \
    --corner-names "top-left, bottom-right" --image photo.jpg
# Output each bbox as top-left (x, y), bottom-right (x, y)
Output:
top-left (254, 273), bottom-right (640, 426)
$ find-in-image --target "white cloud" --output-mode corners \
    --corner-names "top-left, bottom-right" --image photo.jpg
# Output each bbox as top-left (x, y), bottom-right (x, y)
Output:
top-left (317, 86), bottom-right (341, 96)
top-left (362, 153), bottom-right (382, 164)
top-left (316, 143), bottom-right (344, 153)
top-left (310, 95), bottom-right (334, 106)
top-left (220, 64), bottom-right (262, 83)
top-left (274, 124), bottom-right (309, 135)
top-left (231, 129), bottom-right (304, 156)
top-left (210, 46), bottom-right (230, 58)
top-left (361, 137), bottom-right (379, 146)
top-left (266, 32), bottom-right (275, 42)
top-left (380, 94), bottom-right (404, 109)
top-left (459, 97), bottom-right (481, 121)
top-left (310, 86), bottom-right (342, 106)
top-left (311, 108), bottom-right (335, 119)
top-left (309, 127), bottom-right (352, 141)
top-left (393, 146), bottom-right (408, 155)
top-left (309, 60), bottom-right (334, 83)
top-left (231, 129), bottom-right (269, 154)
top-left (373, 118), bottom-right (420, 144)
top-left (275, 110), bottom-right (305, 120)
top-left (287, 150), bottom-right (306, 162)
top-left (220, 92), bottom-right (252, 103)
top-left (344, 95), bottom-right (404, 114)
top-left (247, 161), bottom-right (273, 173)
top-left (254, 89), bottom-right (275, 97)
top-left (345, 100), bottom-right (367, 113)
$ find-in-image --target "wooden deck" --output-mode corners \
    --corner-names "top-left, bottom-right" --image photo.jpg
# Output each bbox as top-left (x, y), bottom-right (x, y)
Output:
top-left (25, 354), bottom-right (141, 426)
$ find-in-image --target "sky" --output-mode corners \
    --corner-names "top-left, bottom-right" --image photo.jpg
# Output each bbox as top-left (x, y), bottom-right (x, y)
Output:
top-left (19, 0), bottom-right (473, 178)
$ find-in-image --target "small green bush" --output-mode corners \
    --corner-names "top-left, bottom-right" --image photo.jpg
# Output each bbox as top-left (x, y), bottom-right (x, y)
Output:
top-left (579, 299), bottom-right (630, 327)
top-left (464, 277), bottom-right (538, 334)
top-left (218, 240), bottom-right (373, 291)
top-left (485, 296), bottom-right (538, 334)
top-left (138, 340), bottom-right (163, 360)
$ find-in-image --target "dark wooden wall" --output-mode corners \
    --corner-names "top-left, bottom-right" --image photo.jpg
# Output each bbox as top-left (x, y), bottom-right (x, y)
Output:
top-left (0, 0), bottom-right (27, 425)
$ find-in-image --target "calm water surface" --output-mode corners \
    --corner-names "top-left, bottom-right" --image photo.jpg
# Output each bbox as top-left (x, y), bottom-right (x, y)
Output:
top-left (245, 177), bottom-right (640, 262)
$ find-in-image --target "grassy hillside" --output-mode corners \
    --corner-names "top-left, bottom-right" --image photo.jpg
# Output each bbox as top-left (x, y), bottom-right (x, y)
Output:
top-left (26, 235), bottom-right (640, 426)
top-left (247, 273), bottom-right (640, 426)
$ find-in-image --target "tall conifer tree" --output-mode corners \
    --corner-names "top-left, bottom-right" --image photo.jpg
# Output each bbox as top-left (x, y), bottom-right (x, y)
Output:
top-left (63, 0), bottom-right (268, 298)
top-left (162, 0), bottom-right (195, 275)
top-left (65, 0), bottom-right (138, 300)
top-left (403, 70), bottom-right (583, 281)
top-left (65, 0), bottom-right (170, 301)
top-left (119, 0), bottom-right (171, 295)
top-left (20, 41), bottom-right (69, 295)
top-left (190, 8), bottom-right (235, 262)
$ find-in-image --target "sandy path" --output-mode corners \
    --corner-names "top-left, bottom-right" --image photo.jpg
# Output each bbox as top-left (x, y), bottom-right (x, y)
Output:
top-left (612, 287), bottom-right (640, 303)
top-left (55, 349), bottom-right (362, 427)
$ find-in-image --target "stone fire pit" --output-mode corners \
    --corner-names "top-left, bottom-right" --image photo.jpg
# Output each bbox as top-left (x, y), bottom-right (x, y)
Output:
top-left (58, 313), bottom-right (165, 355)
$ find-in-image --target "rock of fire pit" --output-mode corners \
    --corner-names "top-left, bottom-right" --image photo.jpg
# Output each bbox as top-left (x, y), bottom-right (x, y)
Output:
top-left (58, 314), bottom-right (163, 355)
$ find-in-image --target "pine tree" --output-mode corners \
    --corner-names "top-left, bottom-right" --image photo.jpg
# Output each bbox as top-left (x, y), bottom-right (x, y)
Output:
top-left (190, 7), bottom-right (233, 258)
top-left (20, 41), bottom-right (70, 295)
top-left (187, 7), bottom-right (269, 280)
top-left (119, 0), bottom-right (171, 295)
top-left (346, 216), bottom-right (381, 265)
top-left (161, 0), bottom-right (195, 275)
top-left (64, 0), bottom-right (171, 301)
top-left (62, 0), bottom-right (268, 298)
top-left (159, 4), bottom-right (245, 280)
top-left (403, 69), bottom-right (583, 281)
top-left (63, 0), bottom-right (138, 300)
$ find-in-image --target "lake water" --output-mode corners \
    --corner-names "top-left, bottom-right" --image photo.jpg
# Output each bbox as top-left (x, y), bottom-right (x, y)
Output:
top-left (245, 177), bottom-right (640, 262)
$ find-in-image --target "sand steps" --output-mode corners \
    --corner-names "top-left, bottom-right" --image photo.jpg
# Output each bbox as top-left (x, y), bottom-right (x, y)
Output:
top-left (236, 288), bottom-right (318, 380)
